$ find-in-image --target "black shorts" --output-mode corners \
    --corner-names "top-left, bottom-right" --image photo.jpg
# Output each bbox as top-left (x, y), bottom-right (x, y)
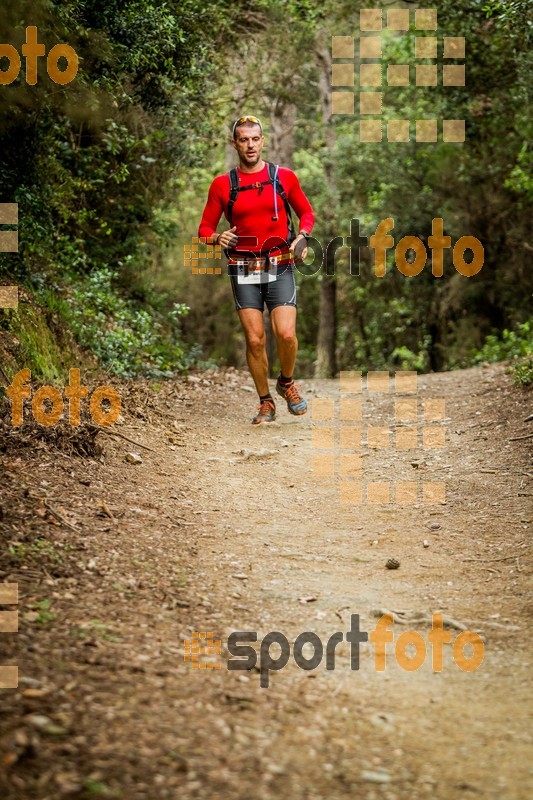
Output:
top-left (229, 265), bottom-right (297, 312)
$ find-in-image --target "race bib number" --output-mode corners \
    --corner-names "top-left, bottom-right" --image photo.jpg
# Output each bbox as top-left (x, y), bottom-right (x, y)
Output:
top-left (236, 257), bottom-right (279, 284)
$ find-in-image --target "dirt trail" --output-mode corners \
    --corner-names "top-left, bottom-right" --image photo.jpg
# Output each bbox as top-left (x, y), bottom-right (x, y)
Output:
top-left (1, 364), bottom-right (532, 799)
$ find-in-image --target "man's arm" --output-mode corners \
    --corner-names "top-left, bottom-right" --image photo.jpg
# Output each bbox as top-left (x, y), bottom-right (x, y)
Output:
top-left (285, 171), bottom-right (315, 236)
top-left (198, 178), bottom-right (224, 244)
top-left (198, 177), bottom-right (238, 249)
top-left (283, 170), bottom-right (315, 261)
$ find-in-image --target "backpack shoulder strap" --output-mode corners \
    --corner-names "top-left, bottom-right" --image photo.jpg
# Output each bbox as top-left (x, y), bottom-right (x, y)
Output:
top-left (227, 168), bottom-right (239, 226)
top-left (267, 162), bottom-right (296, 242)
top-left (267, 162), bottom-right (286, 198)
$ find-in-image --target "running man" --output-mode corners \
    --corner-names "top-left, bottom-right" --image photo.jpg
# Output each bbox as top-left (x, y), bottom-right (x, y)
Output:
top-left (198, 115), bottom-right (315, 424)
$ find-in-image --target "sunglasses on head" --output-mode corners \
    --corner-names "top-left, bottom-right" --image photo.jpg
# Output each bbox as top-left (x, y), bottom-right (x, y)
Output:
top-left (232, 115), bottom-right (263, 137)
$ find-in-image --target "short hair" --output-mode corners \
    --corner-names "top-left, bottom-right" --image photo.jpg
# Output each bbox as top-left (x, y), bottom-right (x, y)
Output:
top-left (232, 115), bottom-right (263, 139)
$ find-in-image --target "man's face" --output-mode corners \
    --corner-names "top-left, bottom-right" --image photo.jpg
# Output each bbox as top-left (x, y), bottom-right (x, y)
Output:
top-left (232, 124), bottom-right (264, 167)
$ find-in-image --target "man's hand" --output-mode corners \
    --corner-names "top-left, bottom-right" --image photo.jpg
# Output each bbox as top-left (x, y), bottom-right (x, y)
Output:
top-left (216, 226), bottom-right (238, 249)
top-left (290, 233), bottom-right (309, 264)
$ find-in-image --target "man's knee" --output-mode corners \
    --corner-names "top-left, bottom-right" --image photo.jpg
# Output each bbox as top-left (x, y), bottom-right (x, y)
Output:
top-left (276, 328), bottom-right (297, 346)
top-left (246, 333), bottom-right (266, 357)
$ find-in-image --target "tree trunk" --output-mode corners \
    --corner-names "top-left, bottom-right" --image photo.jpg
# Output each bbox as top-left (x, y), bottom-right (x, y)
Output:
top-left (314, 43), bottom-right (338, 377)
top-left (268, 101), bottom-right (296, 168)
top-left (316, 275), bottom-right (337, 377)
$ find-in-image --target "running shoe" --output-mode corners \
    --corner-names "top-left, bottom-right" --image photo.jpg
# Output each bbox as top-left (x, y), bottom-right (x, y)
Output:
top-left (275, 378), bottom-right (307, 416)
top-left (252, 398), bottom-right (276, 424)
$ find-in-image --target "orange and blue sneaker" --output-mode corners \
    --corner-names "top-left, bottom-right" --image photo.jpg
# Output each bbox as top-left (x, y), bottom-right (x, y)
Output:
top-left (252, 397), bottom-right (276, 424)
top-left (275, 377), bottom-right (307, 416)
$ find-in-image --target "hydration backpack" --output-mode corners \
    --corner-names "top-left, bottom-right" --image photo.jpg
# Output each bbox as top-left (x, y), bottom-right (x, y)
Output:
top-left (226, 162), bottom-right (296, 248)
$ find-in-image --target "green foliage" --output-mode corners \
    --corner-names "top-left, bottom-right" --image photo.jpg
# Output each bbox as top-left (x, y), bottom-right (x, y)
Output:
top-left (27, 599), bottom-right (56, 625)
top-left (512, 358), bottom-right (533, 387)
top-left (65, 268), bottom-right (190, 377)
top-left (81, 778), bottom-right (117, 797)
top-left (1, 300), bottom-right (78, 383)
top-left (390, 344), bottom-right (431, 373)
top-left (475, 321), bottom-right (533, 389)
top-left (0, 0), bottom-right (530, 379)
top-left (475, 322), bottom-right (533, 363)
top-left (0, 0), bottom-right (239, 377)
top-left (314, 0), bottom-right (531, 373)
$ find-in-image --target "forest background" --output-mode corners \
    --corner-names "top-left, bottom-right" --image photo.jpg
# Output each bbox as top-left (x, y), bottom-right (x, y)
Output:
top-left (0, 0), bottom-right (531, 385)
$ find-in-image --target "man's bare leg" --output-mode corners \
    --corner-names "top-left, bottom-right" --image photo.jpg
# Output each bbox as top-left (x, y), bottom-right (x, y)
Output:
top-left (270, 305), bottom-right (307, 415)
top-left (237, 308), bottom-right (270, 396)
top-left (270, 305), bottom-right (298, 377)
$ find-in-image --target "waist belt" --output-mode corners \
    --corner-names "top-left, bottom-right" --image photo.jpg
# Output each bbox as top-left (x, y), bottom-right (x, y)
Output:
top-left (228, 251), bottom-right (294, 271)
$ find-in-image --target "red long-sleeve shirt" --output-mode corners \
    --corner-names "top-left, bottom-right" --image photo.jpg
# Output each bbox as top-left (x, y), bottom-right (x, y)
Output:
top-left (198, 163), bottom-right (315, 256)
